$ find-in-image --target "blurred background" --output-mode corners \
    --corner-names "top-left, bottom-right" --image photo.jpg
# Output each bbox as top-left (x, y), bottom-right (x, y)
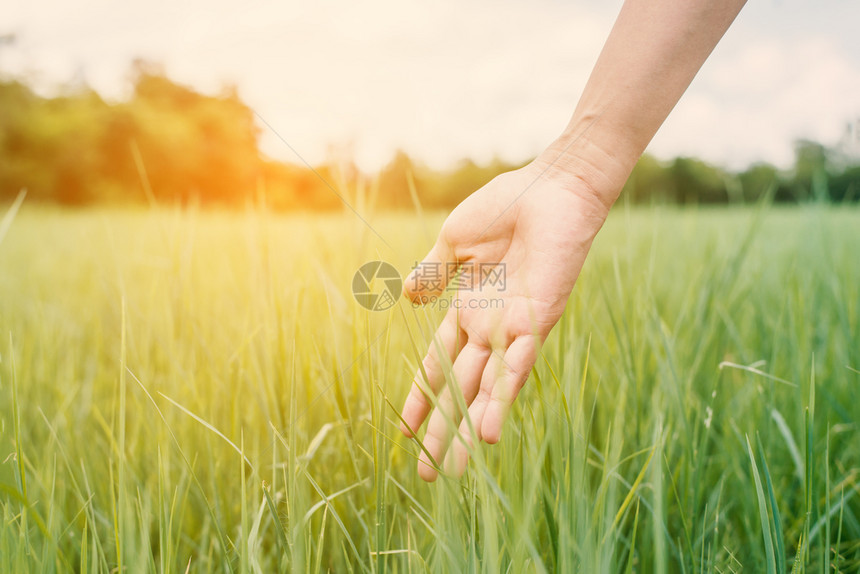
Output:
top-left (2, 0), bottom-right (859, 209)
top-left (2, 4), bottom-right (860, 570)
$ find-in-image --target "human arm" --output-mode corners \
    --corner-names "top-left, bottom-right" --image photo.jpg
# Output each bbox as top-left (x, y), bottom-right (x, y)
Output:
top-left (400, 0), bottom-right (747, 482)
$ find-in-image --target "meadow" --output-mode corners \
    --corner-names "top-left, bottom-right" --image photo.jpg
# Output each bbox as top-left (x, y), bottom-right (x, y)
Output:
top-left (0, 200), bottom-right (859, 573)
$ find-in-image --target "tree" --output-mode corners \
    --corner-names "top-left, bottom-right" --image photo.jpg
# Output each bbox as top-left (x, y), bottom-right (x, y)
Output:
top-left (126, 64), bottom-right (260, 205)
top-left (667, 157), bottom-right (729, 204)
top-left (792, 139), bottom-right (829, 202)
top-left (738, 162), bottom-right (785, 203)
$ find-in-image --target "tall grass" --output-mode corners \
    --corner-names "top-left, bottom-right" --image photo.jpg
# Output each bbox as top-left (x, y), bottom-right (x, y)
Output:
top-left (0, 201), bottom-right (859, 572)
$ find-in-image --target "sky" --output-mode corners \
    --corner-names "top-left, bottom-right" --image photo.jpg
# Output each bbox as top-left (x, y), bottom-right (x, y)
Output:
top-left (4, 0), bottom-right (860, 172)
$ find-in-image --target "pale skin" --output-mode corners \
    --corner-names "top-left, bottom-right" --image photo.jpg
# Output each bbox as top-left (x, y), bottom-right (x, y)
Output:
top-left (400, 0), bottom-right (748, 482)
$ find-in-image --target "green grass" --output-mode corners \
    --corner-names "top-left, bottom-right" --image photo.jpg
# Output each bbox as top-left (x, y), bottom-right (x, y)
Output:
top-left (1, 201), bottom-right (859, 572)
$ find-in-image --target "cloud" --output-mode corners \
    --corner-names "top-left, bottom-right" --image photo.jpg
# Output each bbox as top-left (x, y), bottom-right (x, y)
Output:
top-left (651, 33), bottom-right (860, 168)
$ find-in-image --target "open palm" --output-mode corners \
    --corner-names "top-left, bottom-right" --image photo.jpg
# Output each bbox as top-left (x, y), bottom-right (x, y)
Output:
top-left (400, 161), bottom-right (612, 481)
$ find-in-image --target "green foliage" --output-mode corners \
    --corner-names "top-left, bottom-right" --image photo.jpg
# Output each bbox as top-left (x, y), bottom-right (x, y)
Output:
top-left (0, 82), bottom-right (113, 204)
top-left (381, 148), bottom-right (858, 210)
top-left (124, 63), bottom-right (260, 204)
top-left (623, 153), bottom-right (672, 202)
top-left (668, 156), bottom-right (729, 204)
top-left (376, 152), bottom-right (526, 210)
top-left (739, 163), bottom-right (785, 202)
top-left (1, 204), bottom-right (859, 572)
top-left (3, 66), bottom-right (858, 210)
top-left (0, 64), bottom-right (341, 208)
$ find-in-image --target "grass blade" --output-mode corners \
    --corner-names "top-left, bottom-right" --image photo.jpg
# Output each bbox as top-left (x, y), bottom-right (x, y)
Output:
top-left (757, 434), bottom-right (785, 574)
top-left (747, 435), bottom-right (776, 574)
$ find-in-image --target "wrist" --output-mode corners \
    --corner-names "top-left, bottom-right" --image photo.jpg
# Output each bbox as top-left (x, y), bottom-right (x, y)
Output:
top-left (530, 116), bottom-right (641, 213)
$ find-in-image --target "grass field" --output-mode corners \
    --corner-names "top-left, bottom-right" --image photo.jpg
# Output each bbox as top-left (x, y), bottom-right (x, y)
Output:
top-left (1, 201), bottom-right (859, 572)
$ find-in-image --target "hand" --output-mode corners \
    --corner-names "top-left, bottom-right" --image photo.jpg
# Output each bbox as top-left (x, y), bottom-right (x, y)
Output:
top-left (399, 156), bottom-right (614, 481)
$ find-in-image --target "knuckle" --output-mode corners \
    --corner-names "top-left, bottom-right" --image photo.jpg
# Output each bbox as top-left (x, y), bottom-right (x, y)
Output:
top-left (409, 381), bottom-right (431, 404)
top-left (500, 359), bottom-right (524, 382)
top-left (420, 355), bottom-right (440, 379)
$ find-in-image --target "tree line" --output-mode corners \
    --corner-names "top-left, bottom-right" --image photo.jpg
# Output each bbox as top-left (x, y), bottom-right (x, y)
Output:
top-left (1, 64), bottom-right (858, 209)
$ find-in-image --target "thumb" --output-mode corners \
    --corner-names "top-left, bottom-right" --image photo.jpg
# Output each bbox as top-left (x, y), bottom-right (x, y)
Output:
top-left (403, 236), bottom-right (456, 304)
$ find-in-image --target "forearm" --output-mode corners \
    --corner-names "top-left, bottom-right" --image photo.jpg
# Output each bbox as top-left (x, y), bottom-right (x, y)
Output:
top-left (537, 0), bottom-right (746, 208)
